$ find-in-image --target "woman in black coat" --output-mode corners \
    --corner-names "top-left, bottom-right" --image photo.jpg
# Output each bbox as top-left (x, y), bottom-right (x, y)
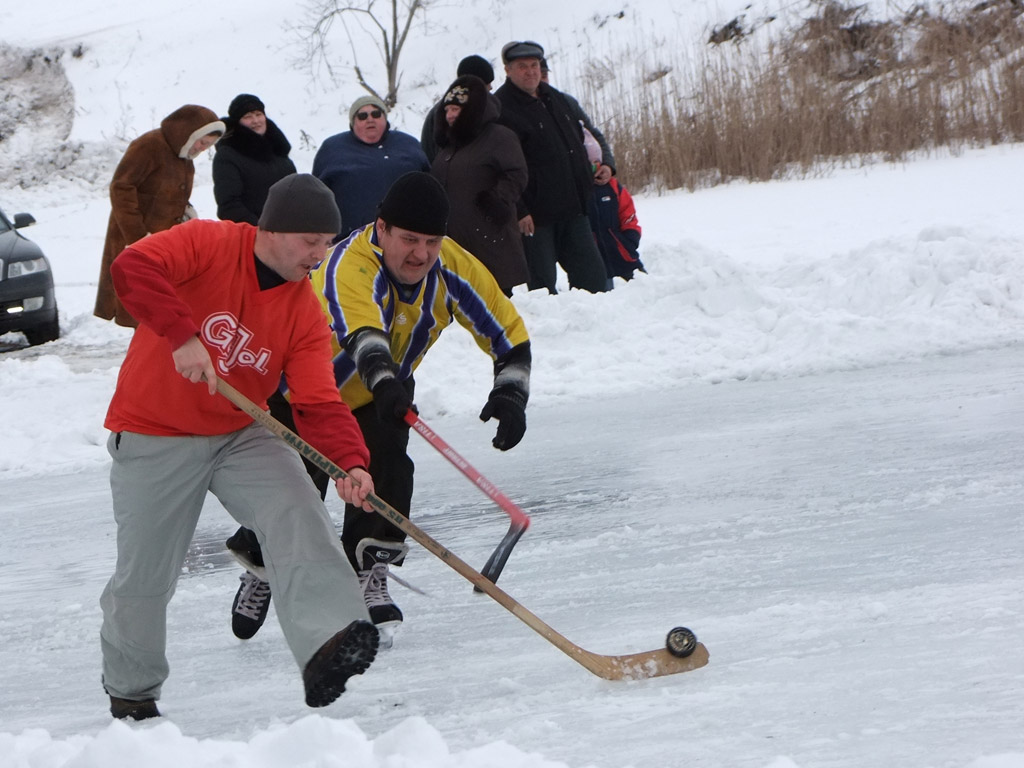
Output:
top-left (430, 75), bottom-right (529, 294)
top-left (213, 94), bottom-right (297, 224)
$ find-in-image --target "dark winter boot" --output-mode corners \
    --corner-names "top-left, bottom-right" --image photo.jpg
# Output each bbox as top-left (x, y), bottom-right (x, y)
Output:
top-left (109, 695), bottom-right (160, 720)
top-left (231, 570), bottom-right (272, 640)
top-left (355, 538), bottom-right (409, 648)
top-left (302, 620), bottom-right (379, 707)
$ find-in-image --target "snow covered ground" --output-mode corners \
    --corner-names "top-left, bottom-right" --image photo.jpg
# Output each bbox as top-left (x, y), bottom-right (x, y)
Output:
top-left (3, 343), bottom-right (1023, 768)
top-left (2, 0), bottom-right (1024, 766)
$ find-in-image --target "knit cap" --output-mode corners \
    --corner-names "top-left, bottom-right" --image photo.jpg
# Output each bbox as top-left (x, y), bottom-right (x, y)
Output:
top-left (228, 94), bottom-right (265, 121)
top-left (456, 55), bottom-right (494, 84)
top-left (377, 172), bottom-right (449, 236)
top-left (348, 95), bottom-right (388, 126)
top-left (258, 174), bottom-right (341, 234)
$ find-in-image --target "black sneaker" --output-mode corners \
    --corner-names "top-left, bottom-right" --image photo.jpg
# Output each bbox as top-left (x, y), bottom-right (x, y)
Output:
top-left (355, 538), bottom-right (408, 646)
top-left (232, 570), bottom-right (272, 640)
top-left (302, 620), bottom-right (379, 707)
top-left (109, 695), bottom-right (160, 720)
top-left (226, 527), bottom-right (266, 578)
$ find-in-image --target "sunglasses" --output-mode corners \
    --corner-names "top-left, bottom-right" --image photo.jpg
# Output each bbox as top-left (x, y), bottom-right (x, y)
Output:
top-left (355, 108), bottom-right (383, 121)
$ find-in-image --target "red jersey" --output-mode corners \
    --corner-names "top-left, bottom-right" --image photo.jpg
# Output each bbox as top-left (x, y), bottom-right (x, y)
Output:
top-left (104, 219), bottom-right (369, 471)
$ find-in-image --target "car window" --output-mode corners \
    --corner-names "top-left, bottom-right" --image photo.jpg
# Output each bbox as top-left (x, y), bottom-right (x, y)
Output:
top-left (0, 212), bottom-right (10, 234)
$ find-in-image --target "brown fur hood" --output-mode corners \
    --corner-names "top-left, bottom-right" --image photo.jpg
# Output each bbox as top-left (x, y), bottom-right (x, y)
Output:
top-left (160, 104), bottom-right (225, 158)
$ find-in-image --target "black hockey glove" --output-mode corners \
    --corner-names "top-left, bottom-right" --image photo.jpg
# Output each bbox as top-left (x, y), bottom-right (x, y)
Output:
top-left (372, 377), bottom-right (414, 426)
top-left (479, 387), bottom-right (527, 451)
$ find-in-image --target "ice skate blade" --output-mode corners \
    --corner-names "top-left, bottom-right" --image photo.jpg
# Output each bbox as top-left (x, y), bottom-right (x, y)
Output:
top-left (228, 550), bottom-right (267, 581)
top-left (376, 620), bottom-right (400, 650)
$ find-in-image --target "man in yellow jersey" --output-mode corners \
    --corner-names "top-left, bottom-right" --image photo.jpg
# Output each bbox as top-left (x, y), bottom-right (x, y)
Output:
top-left (226, 172), bottom-right (531, 647)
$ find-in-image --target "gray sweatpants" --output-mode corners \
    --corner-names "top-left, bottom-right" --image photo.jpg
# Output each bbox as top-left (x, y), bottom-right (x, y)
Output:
top-left (99, 424), bottom-right (369, 701)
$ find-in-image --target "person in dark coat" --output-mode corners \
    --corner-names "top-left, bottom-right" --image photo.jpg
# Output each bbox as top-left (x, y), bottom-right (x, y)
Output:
top-left (420, 54), bottom-right (495, 164)
top-left (430, 75), bottom-right (528, 294)
top-left (213, 94), bottom-right (297, 224)
top-left (540, 57), bottom-right (616, 183)
top-left (95, 104), bottom-right (225, 326)
top-left (312, 95), bottom-right (429, 238)
top-left (495, 41), bottom-right (609, 294)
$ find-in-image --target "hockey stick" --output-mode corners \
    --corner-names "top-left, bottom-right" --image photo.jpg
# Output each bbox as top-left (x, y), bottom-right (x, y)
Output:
top-left (403, 410), bottom-right (529, 588)
top-left (216, 379), bottom-right (709, 681)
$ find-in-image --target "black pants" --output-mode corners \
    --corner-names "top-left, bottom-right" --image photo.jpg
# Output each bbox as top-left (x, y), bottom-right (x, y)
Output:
top-left (236, 384), bottom-right (416, 571)
top-left (338, 386), bottom-right (414, 568)
top-left (523, 214), bottom-right (611, 294)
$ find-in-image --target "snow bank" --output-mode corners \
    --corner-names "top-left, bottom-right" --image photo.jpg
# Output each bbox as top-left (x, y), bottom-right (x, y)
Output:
top-left (1, 716), bottom-right (576, 768)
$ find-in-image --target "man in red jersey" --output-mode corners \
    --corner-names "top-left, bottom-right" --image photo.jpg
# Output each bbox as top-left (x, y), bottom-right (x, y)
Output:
top-left (99, 174), bottom-right (379, 720)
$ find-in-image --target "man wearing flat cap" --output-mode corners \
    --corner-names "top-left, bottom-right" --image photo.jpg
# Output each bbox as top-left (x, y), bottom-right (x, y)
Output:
top-left (496, 40), bottom-right (611, 294)
top-left (224, 172), bottom-right (532, 650)
top-left (99, 174), bottom-right (380, 720)
top-left (313, 95), bottom-right (429, 239)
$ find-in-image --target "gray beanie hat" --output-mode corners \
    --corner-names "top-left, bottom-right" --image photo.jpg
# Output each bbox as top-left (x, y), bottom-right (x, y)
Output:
top-left (258, 174), bottom-right (341, 234)
top-left (348, 95), bottom-right (388, 126)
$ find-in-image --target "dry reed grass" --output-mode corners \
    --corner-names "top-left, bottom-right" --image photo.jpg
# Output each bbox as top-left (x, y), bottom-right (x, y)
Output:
top-left (575, 0), bottom-right (1024, 192)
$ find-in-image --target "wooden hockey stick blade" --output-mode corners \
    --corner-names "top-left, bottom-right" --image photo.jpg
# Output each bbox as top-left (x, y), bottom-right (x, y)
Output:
top-left (216, 380), bottom-right (709, 681)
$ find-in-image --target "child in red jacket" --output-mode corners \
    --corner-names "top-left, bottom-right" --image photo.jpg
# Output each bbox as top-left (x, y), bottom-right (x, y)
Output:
top-left (582, 127), bottom-right (645, 281)
top-left (591, 175), bottom-right (644, 281)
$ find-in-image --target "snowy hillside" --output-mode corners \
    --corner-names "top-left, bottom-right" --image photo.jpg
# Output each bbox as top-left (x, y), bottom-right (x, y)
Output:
top-left (1, 0), bottom-right (770, 183)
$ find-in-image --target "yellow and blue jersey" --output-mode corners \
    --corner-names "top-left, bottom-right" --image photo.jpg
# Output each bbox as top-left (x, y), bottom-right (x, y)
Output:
top-left (310, 224), bottom-right (530, 410)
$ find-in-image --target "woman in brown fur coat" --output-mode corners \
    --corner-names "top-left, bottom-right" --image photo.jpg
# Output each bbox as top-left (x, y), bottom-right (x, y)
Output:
top-left (94, 104), bottom-right (225, 326)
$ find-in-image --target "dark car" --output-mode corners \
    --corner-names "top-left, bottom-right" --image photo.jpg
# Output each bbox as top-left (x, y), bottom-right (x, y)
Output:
top-left (0, 206), bottom-right (59, 346)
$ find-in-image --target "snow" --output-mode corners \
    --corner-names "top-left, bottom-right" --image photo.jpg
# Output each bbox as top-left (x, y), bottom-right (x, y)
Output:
top-left (2, 1), bottom-right (1024, 767)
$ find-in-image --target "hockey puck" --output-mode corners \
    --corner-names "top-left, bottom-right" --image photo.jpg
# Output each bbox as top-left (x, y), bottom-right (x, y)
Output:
top-left (665, 626), bottom-right (698, 658)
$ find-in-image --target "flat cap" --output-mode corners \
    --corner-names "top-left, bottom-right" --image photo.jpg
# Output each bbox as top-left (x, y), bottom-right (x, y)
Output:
top-left (501, 40), bottom-right (545, 64)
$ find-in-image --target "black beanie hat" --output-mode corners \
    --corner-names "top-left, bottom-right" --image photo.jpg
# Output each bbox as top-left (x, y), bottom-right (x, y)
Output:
top-left (456, 54), bottom-right (494, 85)
top-left (377, 172), bottom-right (449, 236)
top-left (258, 174), bottom-right (341, 234)
top-left (228, 94), bottom-right (265, 122)
top-left (443, 76), bottom-right (475, 107)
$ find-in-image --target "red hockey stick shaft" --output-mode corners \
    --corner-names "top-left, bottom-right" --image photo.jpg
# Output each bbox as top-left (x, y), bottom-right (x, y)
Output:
top-left (404, 410), bottom-right (531, 531)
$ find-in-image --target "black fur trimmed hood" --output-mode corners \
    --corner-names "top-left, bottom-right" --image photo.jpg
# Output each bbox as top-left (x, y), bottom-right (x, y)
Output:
top-left (434, 75), bottom-right (499, 149)
top-left (218, 118), bottom-right (292, 161)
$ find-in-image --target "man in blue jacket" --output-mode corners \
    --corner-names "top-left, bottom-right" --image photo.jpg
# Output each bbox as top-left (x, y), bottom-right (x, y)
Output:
top-left (313, 96), bottom-right (429, 239)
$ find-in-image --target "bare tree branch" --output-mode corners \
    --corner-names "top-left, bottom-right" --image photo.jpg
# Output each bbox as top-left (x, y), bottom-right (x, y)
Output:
top-left (297, 0), bottom-right (428, 107)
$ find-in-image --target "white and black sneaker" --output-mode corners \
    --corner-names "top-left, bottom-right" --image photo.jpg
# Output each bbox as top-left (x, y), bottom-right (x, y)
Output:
top-left (355, 538), bottom-right (409, 649)
top-left (232, 570), bottom-right (271, 640)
